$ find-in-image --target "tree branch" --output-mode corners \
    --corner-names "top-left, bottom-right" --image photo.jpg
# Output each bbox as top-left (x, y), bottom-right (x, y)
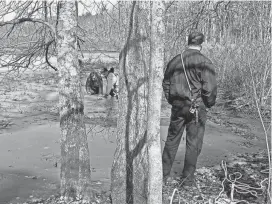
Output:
top-left (165, 1), bottom-right (175, 12)
top-left (45, 40), bottom-right (58, 71)
top-left (0, 17), bottom-right (56, 34)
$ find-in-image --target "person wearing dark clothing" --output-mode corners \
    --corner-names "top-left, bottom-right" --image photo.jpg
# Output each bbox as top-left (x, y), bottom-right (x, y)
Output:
top-left (86, 71), bottom-right (103, 95)
top-left (102, 67), bottom-right (109, 78)
top-left (162, 32), bottom-right (217, 186)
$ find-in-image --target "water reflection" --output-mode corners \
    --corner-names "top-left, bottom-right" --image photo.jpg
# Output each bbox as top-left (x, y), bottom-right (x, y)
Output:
top-left (84, 95), bottom-right (118, 128)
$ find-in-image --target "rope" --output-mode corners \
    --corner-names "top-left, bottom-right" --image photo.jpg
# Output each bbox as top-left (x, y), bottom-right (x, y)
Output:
top-left (170, 188), bottom-right (180, 204)
top-left (260, 168), bottom-right (272, 174)
top-left (215, 160), bottom-right (268, 204)
top-left (168, 160), bottom-right (269, 204)
top-left (180, 52), bottom-right (192, 95)
top-left (180, 52), bottom-right (199, 124)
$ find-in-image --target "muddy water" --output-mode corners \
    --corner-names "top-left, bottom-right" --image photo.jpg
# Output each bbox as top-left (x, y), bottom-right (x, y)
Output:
top-left (0, 95), bottom-right (267, 204)
top-left (0, 122), bottom-right (117, 204)
top-left (0, 123), bottom-right (60, 204)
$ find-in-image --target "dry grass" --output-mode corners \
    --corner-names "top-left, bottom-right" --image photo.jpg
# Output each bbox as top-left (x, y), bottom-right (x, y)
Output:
top-left (202, 42), bottom-right (271, 114)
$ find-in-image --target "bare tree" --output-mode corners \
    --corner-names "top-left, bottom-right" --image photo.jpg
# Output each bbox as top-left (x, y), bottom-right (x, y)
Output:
top-left (147, 2), bottom-right (165, 203)
top-left (0, 1), bottom-right (57, 72)
top-left (111, 1), bottom-right (165, 203)
top-left (57, 1), bottom-right (92, 202)
top-left (111, 1), bottom-right (150, 203)
top-left (0, 1), bottom-right (93, 202)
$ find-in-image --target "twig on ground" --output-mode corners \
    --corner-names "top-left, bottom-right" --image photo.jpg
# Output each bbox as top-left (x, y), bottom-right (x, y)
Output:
top-left (0, 120), bottom-right (12, 129)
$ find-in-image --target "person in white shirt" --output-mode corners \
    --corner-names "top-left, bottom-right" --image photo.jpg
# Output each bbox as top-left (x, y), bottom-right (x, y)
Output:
top-left (105, 67), bottom-right (118, 98)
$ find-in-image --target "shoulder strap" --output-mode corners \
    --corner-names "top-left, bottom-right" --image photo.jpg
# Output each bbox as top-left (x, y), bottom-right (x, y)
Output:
top-left (180, 53), bottom-right (193, 98)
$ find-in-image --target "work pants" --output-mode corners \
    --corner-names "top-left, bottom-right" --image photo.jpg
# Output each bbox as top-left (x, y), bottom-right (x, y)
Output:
top-left (162, 100), bottom-right (207, 179)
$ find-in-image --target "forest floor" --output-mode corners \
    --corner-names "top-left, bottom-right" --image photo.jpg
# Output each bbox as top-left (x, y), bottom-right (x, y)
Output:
top-left (0, 69), bottom-right (270, 204)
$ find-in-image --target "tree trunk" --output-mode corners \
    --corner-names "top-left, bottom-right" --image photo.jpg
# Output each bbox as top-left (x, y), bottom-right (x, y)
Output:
top-left (269, 3), bottom-right (272, 202)
top-left (147, 1), bottom-right (165, 204)
top-left (111, 1), bottom-right (150, 204)
top-left (56, 1), bottom-right (92, 202)
top-left (43, 1), bottom-right (48, 22)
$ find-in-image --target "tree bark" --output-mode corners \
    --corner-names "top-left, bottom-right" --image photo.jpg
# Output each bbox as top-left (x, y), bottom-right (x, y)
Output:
top-left (43, 1), bottom-right (48, 22)
top-left (269, 2), bottom-right (272, 201)
top-left (147, 1), bottom-right (165, 204)
top-left (56, 1), bottom-right (92, 202)
top-left (111, 1), bottom-right (150, 204)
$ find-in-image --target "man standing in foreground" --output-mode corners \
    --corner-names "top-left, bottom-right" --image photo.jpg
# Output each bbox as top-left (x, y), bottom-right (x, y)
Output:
top-left (162, 32), bottom-right (217, 186)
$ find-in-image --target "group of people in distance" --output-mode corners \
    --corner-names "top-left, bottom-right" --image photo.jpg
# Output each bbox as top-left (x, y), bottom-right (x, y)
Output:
top-left (85, 67), bottom-right (119, 99)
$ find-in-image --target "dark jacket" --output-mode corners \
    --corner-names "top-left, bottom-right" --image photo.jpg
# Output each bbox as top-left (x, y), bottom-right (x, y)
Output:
top-left (162, 48), bottom-right (217, 108)
top-left (86, 71), bottom-right (103, 94)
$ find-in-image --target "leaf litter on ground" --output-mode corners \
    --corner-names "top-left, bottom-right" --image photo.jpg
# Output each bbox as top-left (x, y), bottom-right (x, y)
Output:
top-left (21, 150), bottom-right (269, 204)
top-left (23, 150), bottom-right (269, 204)
top-left (163, 150), bottom-right (269, 204)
